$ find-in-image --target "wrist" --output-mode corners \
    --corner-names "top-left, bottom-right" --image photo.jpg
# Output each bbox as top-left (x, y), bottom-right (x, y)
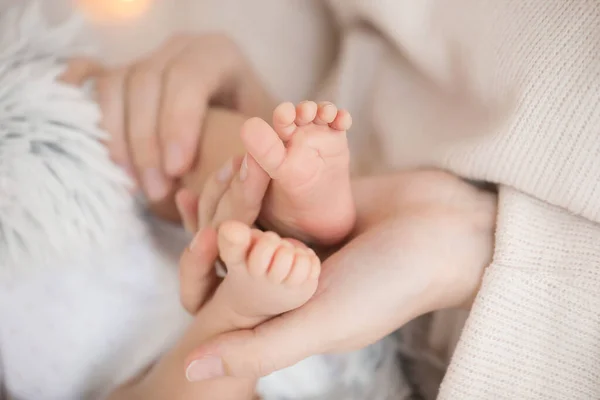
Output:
top-left (427, 189), bottom-right (496, 311)
top-left (350, 171), bottom-right (496, 314)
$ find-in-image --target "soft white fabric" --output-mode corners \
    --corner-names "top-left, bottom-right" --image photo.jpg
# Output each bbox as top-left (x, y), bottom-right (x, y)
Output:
top-left (0, 219), bottom-right (191, 400)
top-left (0, 3), bottom-right (134, 274)
top-left (0, 6), bottom-right (191, 399)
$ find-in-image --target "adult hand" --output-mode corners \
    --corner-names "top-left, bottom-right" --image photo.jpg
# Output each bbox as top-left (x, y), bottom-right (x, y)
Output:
top-left (180, 171), bottom-right (497, 382)
top-left (66, 34), bottom-right (275, 202)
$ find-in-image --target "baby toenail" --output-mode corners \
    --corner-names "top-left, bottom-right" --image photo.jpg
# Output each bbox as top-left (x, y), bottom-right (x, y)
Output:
top-left (186, 356), bottom-right (225, 382)
top-left (217, 160), bottom-right (234, 182)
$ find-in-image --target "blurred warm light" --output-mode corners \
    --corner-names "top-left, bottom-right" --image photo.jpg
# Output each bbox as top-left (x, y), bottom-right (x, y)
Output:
top-left (75, 0), bottom-right (152, 22)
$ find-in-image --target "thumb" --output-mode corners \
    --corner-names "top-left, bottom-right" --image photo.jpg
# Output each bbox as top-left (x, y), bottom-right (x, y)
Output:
top-left (184, 307), bottom-right (331, 382)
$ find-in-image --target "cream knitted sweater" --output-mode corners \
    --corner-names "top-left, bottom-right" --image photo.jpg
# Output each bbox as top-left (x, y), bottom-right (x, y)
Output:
top-left (321, 1), bottom-right (600, 398)
top-left (31, 0), bottom-right (600, 398)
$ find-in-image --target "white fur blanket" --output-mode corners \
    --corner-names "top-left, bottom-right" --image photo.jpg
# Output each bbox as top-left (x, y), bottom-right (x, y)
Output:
top-left (0, 2), bottom-right (140, 277)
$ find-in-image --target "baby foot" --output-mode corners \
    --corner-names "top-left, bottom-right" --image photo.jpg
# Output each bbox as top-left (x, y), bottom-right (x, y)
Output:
top-left (241, 101), bottom-right (355, 246)
top-left (211, 221), bottom-right (320, 327)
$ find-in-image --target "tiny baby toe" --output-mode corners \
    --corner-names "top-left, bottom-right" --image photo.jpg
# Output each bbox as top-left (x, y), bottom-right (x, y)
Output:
top-left (272, 102), bottom-right (298, 139)
top-left (268, 246), bottom-right (296, 283)
top-left (295, 101), bottom-right (318, 126)
top-left (284, 250), bottom-right (312, 286)
top-left (330, 109), bottom-right (353, 132)
top-left (315, 102), bottom-right (338, 125)
top-left (247, 232), bottom-right (281, 277)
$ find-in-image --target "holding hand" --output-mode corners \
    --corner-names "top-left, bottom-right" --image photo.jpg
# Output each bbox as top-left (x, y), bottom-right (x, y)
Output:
top-left (179, 171), bottom-right (496, 382)
top-left (65, 34), bottom-right (275, 202)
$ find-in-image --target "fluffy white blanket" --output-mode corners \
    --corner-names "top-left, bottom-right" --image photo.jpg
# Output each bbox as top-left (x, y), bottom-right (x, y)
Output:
top-left (0, 2), bottom-right (138, 276)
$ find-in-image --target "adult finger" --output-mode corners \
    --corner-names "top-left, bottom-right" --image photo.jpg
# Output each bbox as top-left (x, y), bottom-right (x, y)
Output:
top-left (211, 154), bottom-right (270, 227)
top-left (124, 59), bottom-right (173, 200)
top-left (179, 228), bottom-right (219, 314)
top-left (159, 57), bottom-right (209, 177)
top-left (124, 36), bottom-right (192, 200)
top-left (197, 156), bottom-right (243, 229)
top-left (159, 35), bottom-right (238, 177)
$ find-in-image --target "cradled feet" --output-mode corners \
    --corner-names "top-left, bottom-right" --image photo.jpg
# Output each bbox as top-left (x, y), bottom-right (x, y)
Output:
top-left (240, 101), bottom-right (356, 246)
top-left (211, 221), bottom-right (320, 327)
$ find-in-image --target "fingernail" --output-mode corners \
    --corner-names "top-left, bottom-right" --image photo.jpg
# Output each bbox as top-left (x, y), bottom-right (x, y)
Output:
top-left (143, 168), bottom-right (169, 201)
top-left (239, 154), bottom-right (248, 182)
top-left (166, 143), bottom-right (184, 175)
top-left (217, 160), bottom-right (234, 182)
top-left (186, 356), bottom-right (225, 382)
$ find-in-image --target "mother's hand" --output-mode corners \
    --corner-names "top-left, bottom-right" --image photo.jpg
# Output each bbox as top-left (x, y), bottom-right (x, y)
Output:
top-left (65, 34), bottom-right (275, 202)
top-left (181, 171), bottom-right (497, 382)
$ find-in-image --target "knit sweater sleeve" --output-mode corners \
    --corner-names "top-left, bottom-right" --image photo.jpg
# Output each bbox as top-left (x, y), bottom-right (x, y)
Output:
top-left (323, 0), bottom-right (600, 398)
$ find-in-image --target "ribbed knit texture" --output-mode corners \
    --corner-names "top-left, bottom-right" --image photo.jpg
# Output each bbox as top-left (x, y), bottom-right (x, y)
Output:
top-left (440, 189), bottom-right (600, 398)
